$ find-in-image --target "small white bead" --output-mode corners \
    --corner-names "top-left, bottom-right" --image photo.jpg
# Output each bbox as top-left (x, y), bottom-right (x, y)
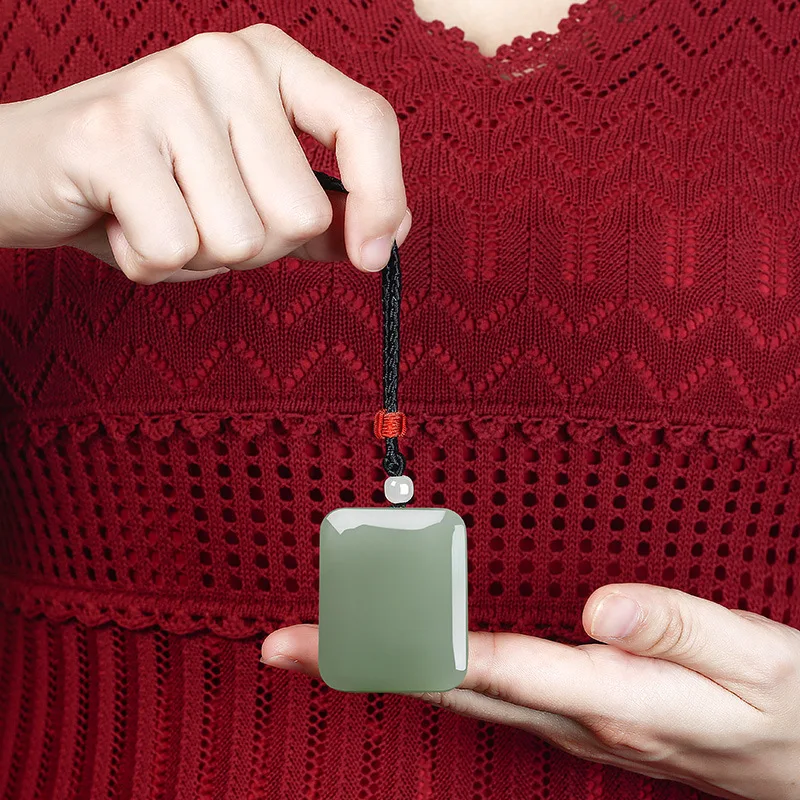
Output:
top-left (384, 475), bottom-right (414, 504)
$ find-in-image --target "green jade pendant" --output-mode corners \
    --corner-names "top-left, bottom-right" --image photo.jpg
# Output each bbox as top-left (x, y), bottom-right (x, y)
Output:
top-left (313, 197), bottom-right (466, 692)
top-left (318, 499), bottom-right (468, 693)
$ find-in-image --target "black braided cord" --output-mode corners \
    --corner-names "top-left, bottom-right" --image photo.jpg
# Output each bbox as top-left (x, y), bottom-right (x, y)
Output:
top-left (314, 171), bottom-right (406, 477)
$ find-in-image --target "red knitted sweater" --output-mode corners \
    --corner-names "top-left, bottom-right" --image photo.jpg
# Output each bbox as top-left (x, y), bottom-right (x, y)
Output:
top-left (1, 1), bottom-right (799, 797)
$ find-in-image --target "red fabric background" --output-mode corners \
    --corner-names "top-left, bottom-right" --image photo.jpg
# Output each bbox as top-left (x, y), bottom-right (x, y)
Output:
top-left (1, 0), bottom-right (799, 797)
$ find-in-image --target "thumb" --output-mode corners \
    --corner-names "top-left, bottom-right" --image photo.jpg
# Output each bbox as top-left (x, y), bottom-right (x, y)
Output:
top-left (582, 583), bottom-right (785, 695)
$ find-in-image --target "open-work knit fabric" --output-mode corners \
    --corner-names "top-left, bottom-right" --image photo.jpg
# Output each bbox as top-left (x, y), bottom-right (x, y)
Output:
top-left (2, 0), bottom-right (800, 797)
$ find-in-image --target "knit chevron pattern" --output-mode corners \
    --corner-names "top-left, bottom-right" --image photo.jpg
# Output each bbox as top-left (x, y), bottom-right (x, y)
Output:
top-left (1, 0), bottom-right (799, 798)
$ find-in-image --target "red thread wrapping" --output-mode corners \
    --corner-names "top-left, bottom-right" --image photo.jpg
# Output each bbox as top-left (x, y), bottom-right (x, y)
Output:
top-left (373, 409), bottom-right (408, 439)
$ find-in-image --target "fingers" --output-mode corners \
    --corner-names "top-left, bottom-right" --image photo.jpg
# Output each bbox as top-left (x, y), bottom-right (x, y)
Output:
top-left (260, 624), bottom-right (600, 747)
top-left (52, 25), bottom-right (409, 283)
top-left (261, 620), bottom-right (765, 771)
top-left (409, 689), bottom-right (688, 785)
top-left (225, 101), bottom-right (334, 266)
top-left (97, 149), bottom-right (200, 283)
top-left (144, 29), bottom-right (408, 275)
top-left (261, 623), bottom-right (320, 671)
top-left (261, 623), bottom-right (608, 719)
top-left (456, 640), bottom-right (760, 781)
top-left (68, 220), bottom-right (227, 282)
top-left (241, 25), bottom-right (407, 270)
top-left (164, 111), bottom-right (267, 268)
top-left (267, 587), bottom-right (798, 719)
top-left (162, 266), bottom-right (230, 282)
top-left (178, 105), bottom-right (409, 271)
top-left (395, 207), bottom-right (413, 247)
top-left (416, 687), bottom-right (596, 749)
top-left (583, 583), bottom-right (800, 709)
top-left (335, 95), bottom-right (405, 271)
top-left (291, 189), bottom-right (349, 263)
top-left (260, 626), bottom-right (617, 771)
top-left (291, 196), bottom-right (410, 265)
top-left (458, 631), bottom-right (610, 718)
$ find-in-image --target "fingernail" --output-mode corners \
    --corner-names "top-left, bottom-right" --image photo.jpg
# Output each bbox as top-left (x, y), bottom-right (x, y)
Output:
top-left (395, 209), bottom-right (412, 247)
top-left (590, 594), bottom-right (642, 639)
top-left (260, 654), bottom-right (305, 673)
top-left (359, 235), bottom-right (393, 271)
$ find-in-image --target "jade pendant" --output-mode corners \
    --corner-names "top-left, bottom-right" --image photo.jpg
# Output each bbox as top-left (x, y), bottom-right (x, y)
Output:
top-left (318, 507), bottom-right (468, 693)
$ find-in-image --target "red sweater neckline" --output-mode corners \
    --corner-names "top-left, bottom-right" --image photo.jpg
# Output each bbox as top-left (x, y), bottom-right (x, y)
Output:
top-left (397, 0), bottom-right (605, 75)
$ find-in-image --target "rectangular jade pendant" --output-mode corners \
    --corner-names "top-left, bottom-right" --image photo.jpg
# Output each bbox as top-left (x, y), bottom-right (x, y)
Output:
top-left (318, 507), bottom-right (468, 693)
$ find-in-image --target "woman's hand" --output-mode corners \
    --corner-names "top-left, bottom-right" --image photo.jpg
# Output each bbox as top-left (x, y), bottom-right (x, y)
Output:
top-left (0, 24), bottom-right (410, 282)
top-left (261, 583), bottom-right (800, 800)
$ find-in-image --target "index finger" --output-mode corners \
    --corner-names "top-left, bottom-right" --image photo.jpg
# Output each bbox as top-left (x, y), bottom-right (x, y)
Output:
top-left (238, 25), bottom-right (407, 271)
top-left (261, 623), bottom-right (608, 719)
top-left (459, 631), bottom-right (608, 718)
